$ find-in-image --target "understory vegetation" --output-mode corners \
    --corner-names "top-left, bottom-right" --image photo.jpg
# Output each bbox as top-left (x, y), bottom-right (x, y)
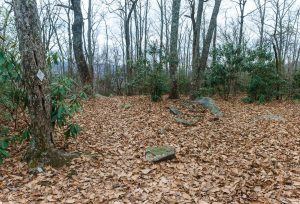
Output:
top-left (0, 46), bottom-right (86, 163)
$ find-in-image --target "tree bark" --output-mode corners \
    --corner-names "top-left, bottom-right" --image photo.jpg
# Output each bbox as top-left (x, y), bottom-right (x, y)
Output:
top-left (190, 0), bottom-right (204, 74)
top-left (169, 0), bottom-right (181, 99)
top-left (125, 0), bottom-right (138, 95)
top-left (13, 0), bottom-right (66, 166)
top-left (158, 0), bottom-right (164, 63)
top-left (87, 0), bottom-right (94, 92)
top-left (71, 0), bottom-right (92, 92)
top-left (195, 0), bottom-right (222, 90)
top-left (238, 0), bottom-right (247, 47)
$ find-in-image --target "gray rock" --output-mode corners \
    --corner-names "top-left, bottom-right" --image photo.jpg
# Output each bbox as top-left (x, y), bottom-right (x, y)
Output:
top-left (158, 128), bottom-right (167, 135)
top-left (194, 97), bottom-right (223, 117)
top-left (145, 146), bottom-right (176, 162)
top-left (175, 117), bottom-right (196, 126)
top-left (169, 106), bottom-right (182, 115)
top-left (257, 114), bottom-right (285, 122)
top-left (29, 166), bottom-right (44, 175)
top-left (94, 94), bottom-right (108, 99)
top-left (120, 103), bottom-right (132, 110)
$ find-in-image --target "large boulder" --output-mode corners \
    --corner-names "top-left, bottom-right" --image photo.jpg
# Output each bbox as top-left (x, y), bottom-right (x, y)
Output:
top-left (145, 146), bottom-right (176, 162)
top-left (194, 97), bottom-right (223, 117)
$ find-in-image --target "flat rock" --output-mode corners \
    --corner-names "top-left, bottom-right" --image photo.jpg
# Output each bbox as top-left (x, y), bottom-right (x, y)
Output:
top-left (169, 106), bottom-right (182, 115)
top-left (145, 146), bottom-right (175, 162)
top-left (120, 103), bottom-right (132, 110)
top-left (257, 114), bottom-right (285, 122)
top-left (194, 97), bottom-right (223, 117)
top-left (94, 94), bottom-right (108, 99)
top-left (175, 117), bottom-right (196, 126)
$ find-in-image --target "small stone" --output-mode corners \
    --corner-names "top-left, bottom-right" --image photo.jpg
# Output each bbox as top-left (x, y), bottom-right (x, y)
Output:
top-left (145, 146), bottom-right (176, 162)
top-left (175, 117), bottom-right (196, 126)
top-left (169, 106), bottom-right (182, 115)
top-left (29, 166), bottom-right (44, 175)
top-left (158, 128), bottom-right (167, 135)
top-left (37, 167), bottom-right (43, 173)
top-left (121, 103), bottom-right (132, 110)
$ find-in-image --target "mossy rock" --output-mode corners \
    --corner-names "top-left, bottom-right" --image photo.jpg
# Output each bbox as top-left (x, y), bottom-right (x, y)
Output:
top-left (145, 146), bottom-right (175, 162)
top-left (120, 103), bottom-right (132, 110)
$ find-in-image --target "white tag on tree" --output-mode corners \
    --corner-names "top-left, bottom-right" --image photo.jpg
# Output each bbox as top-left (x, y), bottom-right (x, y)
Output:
top-left (37, 69), bottom-right (45, 81)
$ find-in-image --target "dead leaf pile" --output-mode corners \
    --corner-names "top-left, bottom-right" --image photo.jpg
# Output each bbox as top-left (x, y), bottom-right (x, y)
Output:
top-left (0, 96), bottom-right (300, 203)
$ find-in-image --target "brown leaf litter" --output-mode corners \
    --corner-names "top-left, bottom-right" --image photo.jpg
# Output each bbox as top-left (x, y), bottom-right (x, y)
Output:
top-left (0, 96), bottom-right (300, 203)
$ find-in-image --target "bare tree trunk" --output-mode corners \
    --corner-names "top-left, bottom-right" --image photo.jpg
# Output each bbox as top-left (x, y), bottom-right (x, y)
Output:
top-left (254, 0), bottom-right (267, 47)
top-left (66, 0), bottom-right (74, 76)
top-left (134, 5), bottom-right (139, 60)
top-left (144, 0), bottom-right (149, 60)
top-left (238, 0), bottom-right (247, 46)
top-left (190, 0), bottom-right (204, 74)
top-left (125, 0), bottom-right (138, 95)
top-left (164, 0), bottom-right (170, 73)
top-left (169, 0), bottom-right (181, 99)
top-left (158, 0), bottom-right (164, 63)
top-left (87, 0), bottom-right (94, 92)
top-left (195, 0), bottom-right (222, 90)
top-left (212, 24), bottom-right (217, 64)
top-left (13, 0), bottom-right (67, 166)
top-left (71, 0), bottom-right (92, 92)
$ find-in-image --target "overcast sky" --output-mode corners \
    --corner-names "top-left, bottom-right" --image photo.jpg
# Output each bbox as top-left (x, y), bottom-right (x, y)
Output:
top-left (78, 0), bottom-right (298, 49)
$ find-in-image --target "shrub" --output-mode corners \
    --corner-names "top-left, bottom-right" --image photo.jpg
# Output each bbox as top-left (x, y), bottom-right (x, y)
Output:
top-left (205, 43), bottom-right (244, 99)
top-left (0, 44), bottom-right (26, 163)
top-left (291, 71), bottom-right (300, 99)
top-left (178, 68), bottom-right (191, 95)
top-left (0, 140), bottom-right (9, 164)
top-left (51, 76), bottom-right (87, 141)
top-left (242, 96), bottom-right (254, 104)
top-left (148, 68), bottom-right (169, 102)
top-left (243, 47), bottom-right (285, 102)
top-left (0, 44), bottom-right (85, 163)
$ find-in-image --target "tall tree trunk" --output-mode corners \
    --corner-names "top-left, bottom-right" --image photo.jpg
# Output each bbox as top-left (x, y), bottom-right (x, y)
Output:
top-left (191, 0), bottom-right (204, 74)
top-left (195, 0), bottom-right (222, 91)
top-left (212, 24), bottom-right (217, 64)
top-left (238, 0), bottom-right (247, 47)
top-left (71, 0), bottom-right (92, 92)
top-left (158, 0), bottom-right (164, 63)
top-left (87, 0), bottom-right (94, 92)
top-left (67, 0), bottom-right (74, 76)
top-left (134, 5), bottom-right (140, 60)
top-left (255, 0), bottom-right (267, 47)
top-left (169, 0), bottom-right (181, 99)
top-left (13, 0), bottom-right (65, 166)
top-left (164, 0), bottom-right (170, 73)
top-left (125, 0), bottom-right (138, 95)
top-left (144, 0), bottom-right (149, 60)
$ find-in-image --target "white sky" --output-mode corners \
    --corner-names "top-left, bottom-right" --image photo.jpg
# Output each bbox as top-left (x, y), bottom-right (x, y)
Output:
top-left (82, 0), bottom-right (299, 49)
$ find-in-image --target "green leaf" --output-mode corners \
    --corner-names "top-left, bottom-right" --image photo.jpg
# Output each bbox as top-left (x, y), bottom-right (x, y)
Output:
top-left (0, 148), bottom-right (10, 157)
top-left (0, 140), bottom-right (9, 149)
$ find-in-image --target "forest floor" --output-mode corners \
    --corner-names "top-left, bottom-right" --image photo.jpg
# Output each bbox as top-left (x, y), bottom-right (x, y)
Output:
top-left (0, 96), bottom-right (300, 204)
